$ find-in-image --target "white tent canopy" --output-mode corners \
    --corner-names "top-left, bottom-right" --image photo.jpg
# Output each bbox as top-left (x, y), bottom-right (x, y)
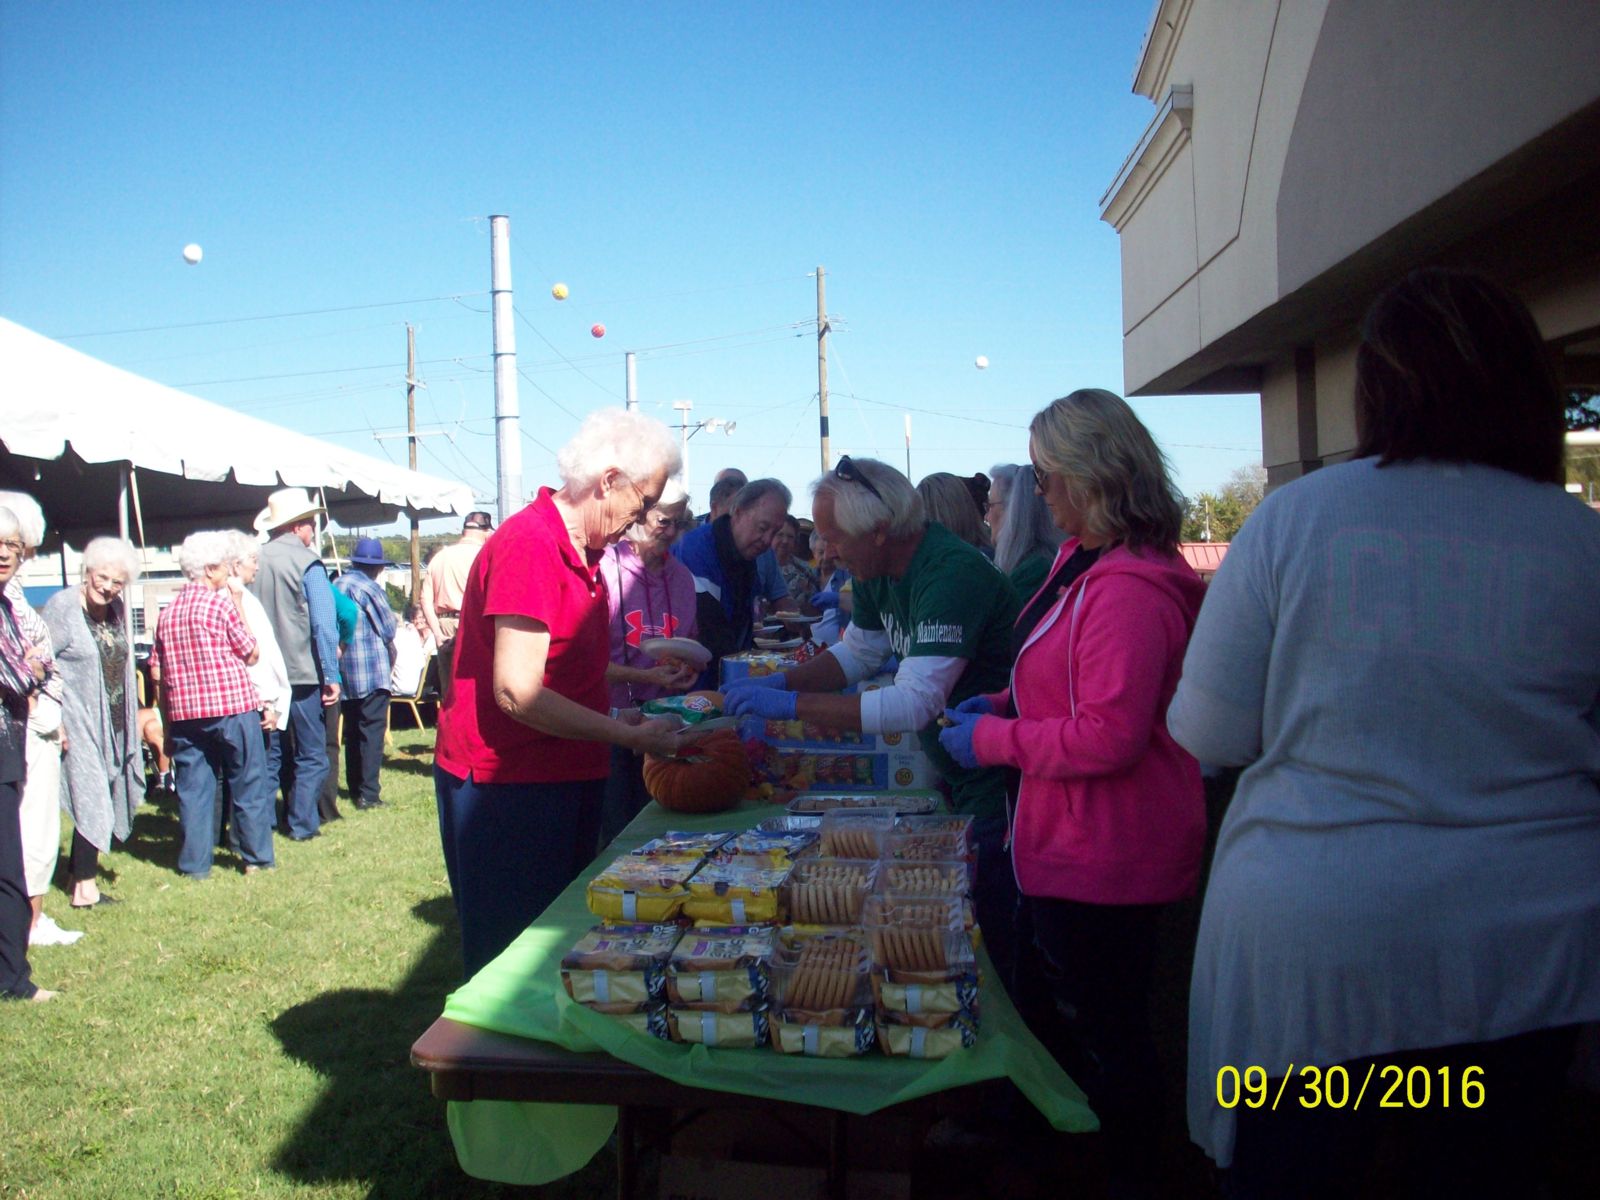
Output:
top-left (0, 317), bottom-right (476, 547)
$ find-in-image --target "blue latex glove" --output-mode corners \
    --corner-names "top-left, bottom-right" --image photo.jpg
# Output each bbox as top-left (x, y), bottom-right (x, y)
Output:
top-left (722, 671), bottom-right (789, 694)
top-left (953, 694), bottom-right (994, 717)
top-left (937, 707), bottom-right (983, 769)
top-left (723, 686), bottom-right (798, 721)
top-left (808, 588), bottom-right (840, 611)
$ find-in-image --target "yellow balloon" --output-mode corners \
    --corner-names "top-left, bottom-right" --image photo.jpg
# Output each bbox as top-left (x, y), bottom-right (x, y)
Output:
top-left (551, 282), bottom-right (569, 300)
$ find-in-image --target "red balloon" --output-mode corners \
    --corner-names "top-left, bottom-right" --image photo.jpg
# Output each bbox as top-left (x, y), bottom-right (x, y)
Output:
top-left (590, 323), bottom-right (606, 338)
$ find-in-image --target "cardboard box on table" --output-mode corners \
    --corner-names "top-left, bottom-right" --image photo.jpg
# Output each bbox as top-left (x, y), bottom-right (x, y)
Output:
top-left (734, 672), bottom-right (938, 792)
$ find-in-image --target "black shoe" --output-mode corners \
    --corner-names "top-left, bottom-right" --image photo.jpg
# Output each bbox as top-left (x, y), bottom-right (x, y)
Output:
top-left (286, 831), bottom-right (321, 842)
top-left (354, 799), bottom-right (387, 810)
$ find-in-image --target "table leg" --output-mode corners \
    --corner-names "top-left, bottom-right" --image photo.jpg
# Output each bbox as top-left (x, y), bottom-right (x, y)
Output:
top-left (827, 1110), bottom-right (846, 1200)
top-left (617, 1104), bottom-right (637, 1200)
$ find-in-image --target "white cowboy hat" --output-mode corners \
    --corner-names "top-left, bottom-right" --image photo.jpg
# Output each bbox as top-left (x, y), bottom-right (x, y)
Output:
top-left (254, 487), bottom-right (326, 533)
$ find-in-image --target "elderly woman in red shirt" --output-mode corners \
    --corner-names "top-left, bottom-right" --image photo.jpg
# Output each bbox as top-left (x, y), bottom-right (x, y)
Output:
top-left (434, 409), bottom-right (685, 978)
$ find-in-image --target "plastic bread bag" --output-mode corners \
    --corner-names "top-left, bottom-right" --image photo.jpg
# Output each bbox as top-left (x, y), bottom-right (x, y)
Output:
top-left (585, 857), bottom-right (700, 922)
top-left (681, 862), bottom-right (791, 925)
top-left (560, 924), bottom-right (682, 1005)
top-left (669, 1006), bottom-right (771, 1048)
top-left (630, 830), bottom-right (737, 862)
top-left (611, 1003), bottom-right (674, 1040)
top-left (771, 1007), bottom-right (876, 1057)
top-left (870, 969), bottom-right (981, 1018)
top-left (666, 926), bottom-right (776, 1010)
top-left (715, 828), bottom-right (820, 866)
top-left (876, 1013), bottom-right (978, 1058)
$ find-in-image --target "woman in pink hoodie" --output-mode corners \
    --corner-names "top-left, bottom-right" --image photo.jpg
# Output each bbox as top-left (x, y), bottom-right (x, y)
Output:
top-left (939, 389), bottom-right (1206, 1197)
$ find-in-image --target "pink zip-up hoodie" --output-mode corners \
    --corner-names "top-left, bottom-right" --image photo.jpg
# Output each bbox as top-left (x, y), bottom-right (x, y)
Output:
top-left (971, 540), bottom-right (1207, 905)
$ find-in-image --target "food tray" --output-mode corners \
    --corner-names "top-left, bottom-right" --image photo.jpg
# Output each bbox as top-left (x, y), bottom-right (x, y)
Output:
top-left (885, 829), bottom-right (970, 863)
top-left (782, 858), bottom-right (879, 925)
top-left (755, 813), bottom-right (823, 834)
top-left (860, 895), bottom-right (973, 974)
top-left (786, 790), bottom-right (941, 816)
top-left (818, 808), bottom-right (896, 858)
top-left (771, 933), bottom-right (872, 1016)
top-left (877, 860), bottom-right (970, 898)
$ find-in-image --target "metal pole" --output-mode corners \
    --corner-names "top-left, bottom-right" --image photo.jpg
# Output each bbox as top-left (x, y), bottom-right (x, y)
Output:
top-left (904, 412), bottom-right (912, 479)
top-left (625, 351), bottom-right (638, 412)
top-left (673, 401), bottom-right (693, 498)
top-left (407, 323), bottom-right (421, 603)
top-left (490, 215), bottom-right (522, 524)
top-left (816, 267), bottom-right (830, 473)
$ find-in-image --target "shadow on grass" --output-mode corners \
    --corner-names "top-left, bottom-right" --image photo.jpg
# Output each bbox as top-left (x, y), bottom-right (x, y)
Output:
top-left (268, 895), bottom-right (616, 1199)
top-left (111, 787), bottom-right (185, 875)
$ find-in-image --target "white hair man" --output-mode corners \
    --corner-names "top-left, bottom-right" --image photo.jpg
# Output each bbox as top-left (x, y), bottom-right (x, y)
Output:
top-left (154, 530), bottom-right (272, 880)
top-left (670, 477), bottom-right (793, 679)
top-left (249, 488), bottom-right (341, 842)
top-left (721, 456), bottom-right (1024, 983)
top-left (422, 509), bottom-right (493, 696)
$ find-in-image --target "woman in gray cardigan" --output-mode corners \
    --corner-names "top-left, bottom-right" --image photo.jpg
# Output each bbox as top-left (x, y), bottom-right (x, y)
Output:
top-left (42, 537), bottom-right (143, 908)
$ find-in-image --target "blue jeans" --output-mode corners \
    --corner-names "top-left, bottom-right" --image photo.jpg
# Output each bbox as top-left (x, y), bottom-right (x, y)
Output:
top-left (171, 711), bottom-right (272, 878)
top-left (434, 767), bottom-right (604, 979)
top-left (267, 684), bottom-right (328, 839)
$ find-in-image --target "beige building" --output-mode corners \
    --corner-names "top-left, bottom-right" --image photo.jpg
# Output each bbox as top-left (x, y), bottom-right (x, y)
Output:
top-left (1099, 0), bottom-right (1600, 487)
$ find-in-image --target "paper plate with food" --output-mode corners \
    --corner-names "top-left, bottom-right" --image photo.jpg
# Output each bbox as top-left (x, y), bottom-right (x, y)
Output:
top-left (754, 636), bottom-right (804, 651)
top-left (641, 637), bottom-right (712, 670)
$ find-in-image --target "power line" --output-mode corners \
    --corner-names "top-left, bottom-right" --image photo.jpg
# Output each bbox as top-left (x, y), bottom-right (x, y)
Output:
top-left (512, 305), bottom-right (624, 401)
top-left (52, 292), bottom-right (490, 340)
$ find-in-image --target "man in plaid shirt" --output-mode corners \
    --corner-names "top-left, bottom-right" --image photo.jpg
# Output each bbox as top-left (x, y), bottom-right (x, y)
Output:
top-left (155, 531), bottom-right (274, 880)
top-left (333, 539), bottom-right (398, 810)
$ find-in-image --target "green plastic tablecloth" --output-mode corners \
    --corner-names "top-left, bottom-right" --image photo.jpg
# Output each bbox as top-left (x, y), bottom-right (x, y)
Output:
top-left (439, 799), bottom-right (1098, 1185)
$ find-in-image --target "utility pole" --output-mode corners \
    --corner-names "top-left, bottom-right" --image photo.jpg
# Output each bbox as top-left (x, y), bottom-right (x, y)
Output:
top-left (904, 412), bottom-right (912, 479)
top-left (673, 401), bottom-right (694, 497)
top-left (406, 323), bottom-right (421, 601)
top-left (625, 351), bottom-right (638, 412)
top-left (490, 215), bottom-right (522, 524)
top-left (816, 266), bottom-right (830, 473)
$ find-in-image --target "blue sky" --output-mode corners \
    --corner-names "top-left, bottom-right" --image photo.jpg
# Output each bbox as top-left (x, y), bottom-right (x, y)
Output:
top-left (0, 1), bottom-right (1262, 534)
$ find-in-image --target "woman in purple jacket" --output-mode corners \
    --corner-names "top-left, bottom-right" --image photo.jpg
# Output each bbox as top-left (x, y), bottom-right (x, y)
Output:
top-left (939, 389), bottom-right (1205, 1196)
top-left (596, 480), bottom-right (699, 846)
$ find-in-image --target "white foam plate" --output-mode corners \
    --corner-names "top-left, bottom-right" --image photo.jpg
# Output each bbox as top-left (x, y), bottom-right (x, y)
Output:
top-left (640, 637), bottom-right (712, 669)
top-left (753, 637), bottom-right (804, 650)
top-left (774, 611), bottom-right (821, 626)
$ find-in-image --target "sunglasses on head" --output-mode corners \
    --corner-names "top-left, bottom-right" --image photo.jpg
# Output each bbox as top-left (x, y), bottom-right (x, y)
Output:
top-left (834, 455), bottom-right (884, 503)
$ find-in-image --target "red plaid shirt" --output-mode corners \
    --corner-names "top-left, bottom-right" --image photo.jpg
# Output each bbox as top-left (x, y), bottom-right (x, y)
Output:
top-left (155, 583), bottom-right (260, 722)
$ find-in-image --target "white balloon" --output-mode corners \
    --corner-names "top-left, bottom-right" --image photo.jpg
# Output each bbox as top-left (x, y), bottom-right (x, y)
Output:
top-left (974, 355), bottom-right (989, 370)
top-left (182, 243), bottom-right (203, 265)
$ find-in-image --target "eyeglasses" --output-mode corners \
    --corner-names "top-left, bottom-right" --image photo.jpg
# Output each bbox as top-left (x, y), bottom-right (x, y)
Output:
top-left (618, 475), bottom-right (656, 517)
top-left (834, 455), bottom-right (883, 503)
top-left (1030, 462), bottom-right (1049, 492)
top-left (0, 538), bottom-right (23, 556)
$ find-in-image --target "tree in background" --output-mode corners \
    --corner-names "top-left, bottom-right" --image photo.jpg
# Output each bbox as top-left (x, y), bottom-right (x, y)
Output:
top-left (1182, 463), bottom-right (1267, 544)
top-left (1565, 389), bottom-right (1600, 502)
top-left (1566, 388), bottom-right (1599, 431)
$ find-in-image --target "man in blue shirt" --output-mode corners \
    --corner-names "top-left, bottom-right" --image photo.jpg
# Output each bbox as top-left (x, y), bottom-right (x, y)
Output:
top-left (333, 539), bottom-right (398, 811)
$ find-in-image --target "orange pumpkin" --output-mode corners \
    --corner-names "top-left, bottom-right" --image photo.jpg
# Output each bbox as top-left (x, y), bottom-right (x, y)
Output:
top-left (643, 731), bottom-right (750, 813)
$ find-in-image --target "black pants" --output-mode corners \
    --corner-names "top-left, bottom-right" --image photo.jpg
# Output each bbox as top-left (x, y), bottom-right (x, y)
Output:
top-left (1022, 894), bottom-right (1166, 1192)
top-left (318, 697), bottom-right (342, 821)
top-left (70, 826), bottom-right (100, 880)
top-left (0, 778), bottom-right (36, 999)
top-left (1226, 1026), bottom-right (1579, 1200)
top-left (341, 691), bottom-right (389, 806)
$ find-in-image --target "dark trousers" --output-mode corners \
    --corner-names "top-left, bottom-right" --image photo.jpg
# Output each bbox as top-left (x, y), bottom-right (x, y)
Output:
top-left (0, 778), bottom-right (36, 999)
top-left (70, 827), bottom-right (100, 880)
top-left (171, 711), bottom-right (273, 877)
top-left (1023, 895), bottom-right (1166, 1193)
top-left (598, 744), bottom-right (651, 851)
top-left (319, 696), bottom-right (342, 820)
top-left (968, 812), bottom-right (1020, 998)
top-left (341, 690), bottom-right (389, 806)
top-left (435, 767), bottom-right (603, 979)
top-left (1226, 1026), bottom-right (1580, 1200)
top-left (267, 685), bottom-right (328, 839)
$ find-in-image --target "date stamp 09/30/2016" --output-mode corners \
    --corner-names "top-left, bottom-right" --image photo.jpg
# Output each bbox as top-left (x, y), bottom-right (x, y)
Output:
top-left (1216, 1064), bottom-right (1485, 1112)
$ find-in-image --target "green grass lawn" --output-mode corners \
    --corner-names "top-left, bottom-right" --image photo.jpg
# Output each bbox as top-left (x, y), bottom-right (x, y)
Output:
top-left (1, 729), bottom-right (611, 1199)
